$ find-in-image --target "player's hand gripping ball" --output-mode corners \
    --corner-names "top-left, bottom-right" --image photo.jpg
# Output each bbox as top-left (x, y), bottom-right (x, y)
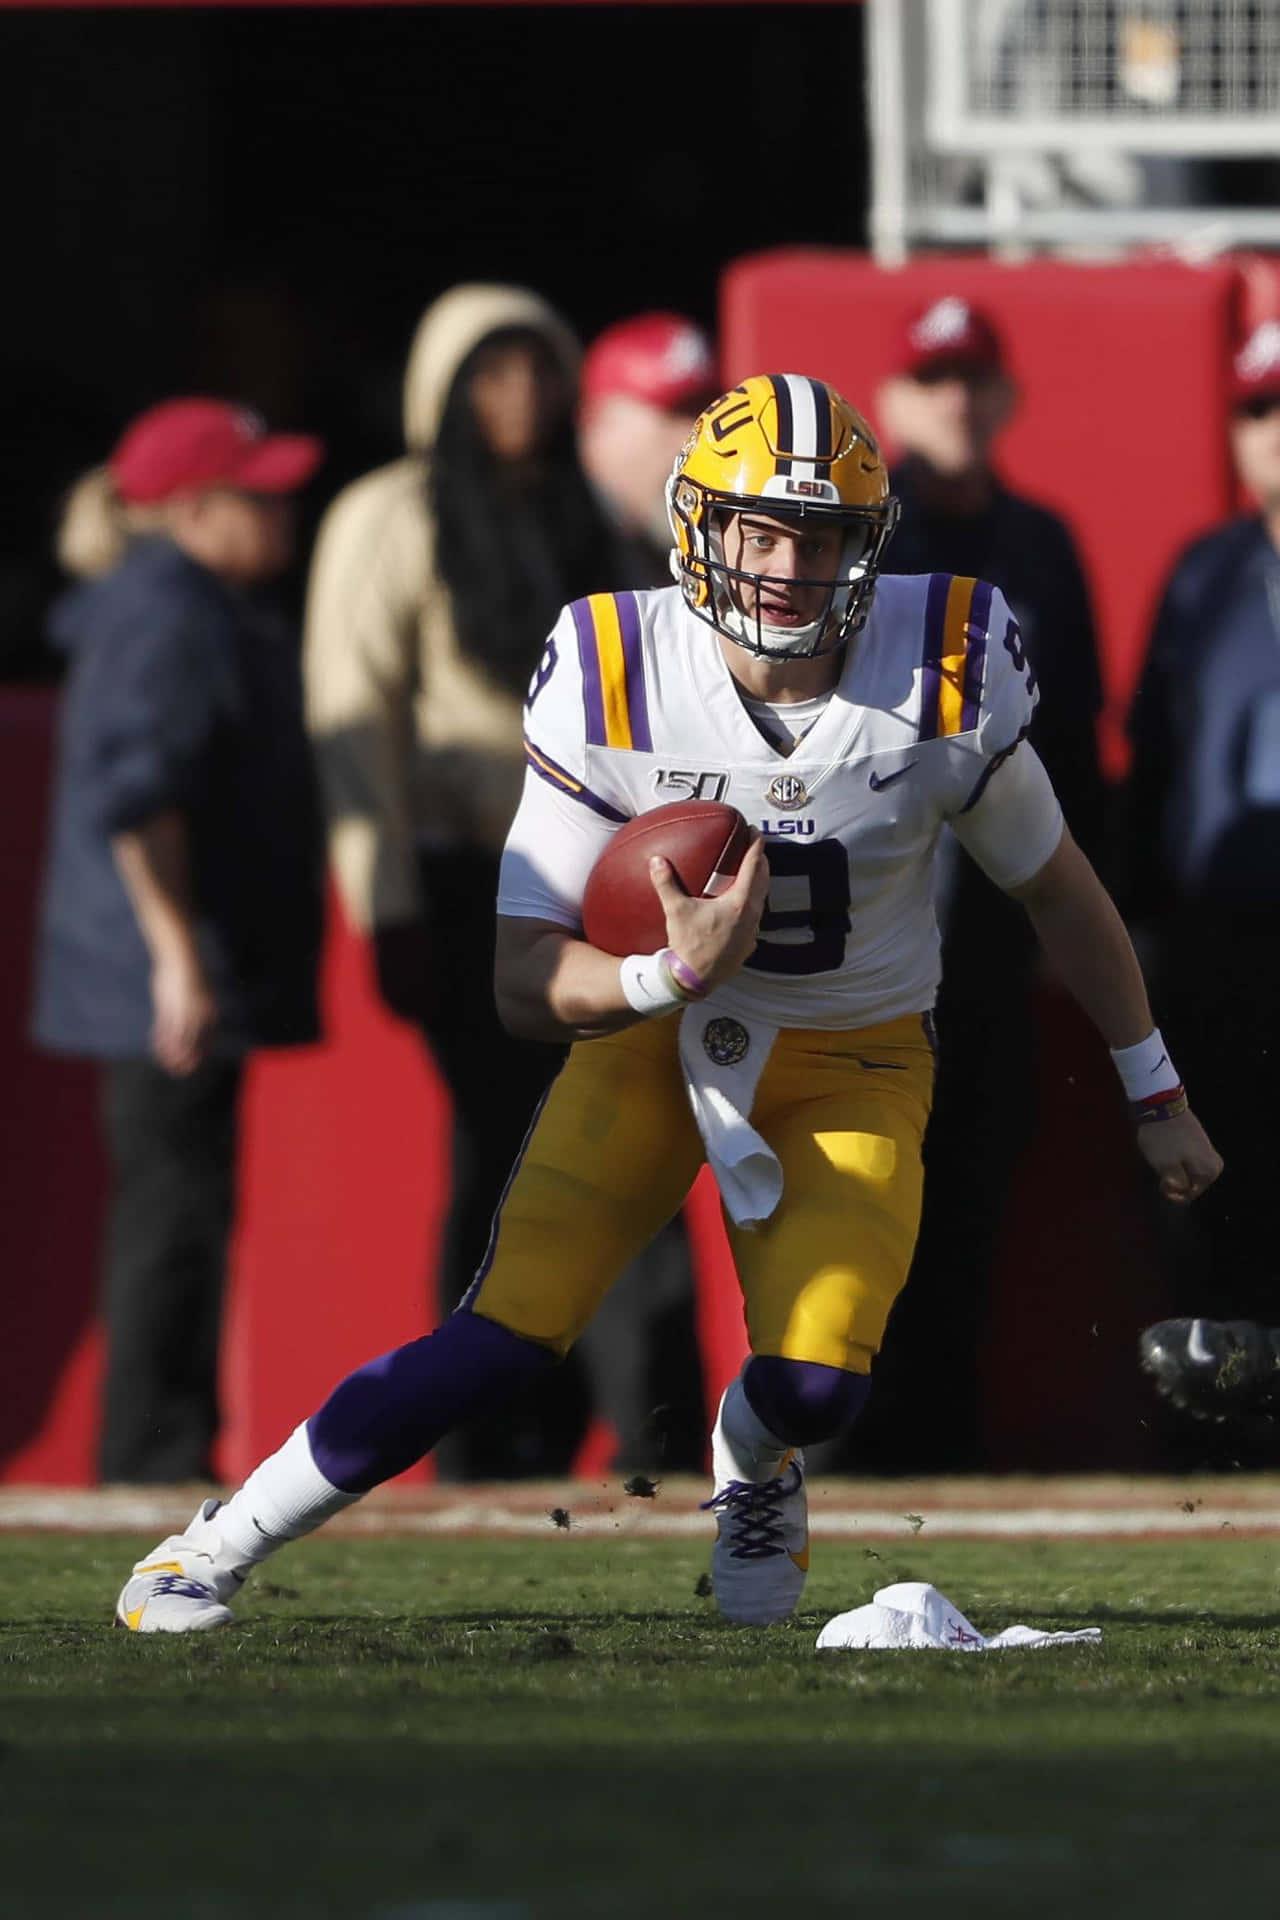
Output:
top-left (582, 800), bottom-right (752, 956)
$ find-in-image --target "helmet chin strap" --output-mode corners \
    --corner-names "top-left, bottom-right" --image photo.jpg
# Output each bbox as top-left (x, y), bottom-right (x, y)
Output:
top-left (720, 603), bottom-right (829, 656)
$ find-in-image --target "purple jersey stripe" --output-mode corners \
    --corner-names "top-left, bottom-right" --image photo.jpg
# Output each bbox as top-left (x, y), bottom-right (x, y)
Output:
top-left (617, 592), bottom-right (652, 751)
top-left (960, 577), bottom-right (993, 733)
top-left (524, 739), bottom-right (631, 823)
top-left (462, 1076), bottom-right (561, 1303)
top-left (571, 597), bottom-right (608, 746)
top-left (919, 572), bottom-right (952, 741)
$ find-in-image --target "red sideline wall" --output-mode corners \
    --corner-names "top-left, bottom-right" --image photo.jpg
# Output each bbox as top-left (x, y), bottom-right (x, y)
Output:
top-left (720, 249), bottom-right (1245, 1466)
top-left (721, 249), bottom-right (1241, 775)
top-left (0, 699), bottom-right (748, 1486)
top-left (1, 250), bottom-right (1268, 1484)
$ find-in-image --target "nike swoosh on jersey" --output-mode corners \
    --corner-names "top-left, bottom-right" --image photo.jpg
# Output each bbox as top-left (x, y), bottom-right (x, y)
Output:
top-left (868, 761), bottom-right (919, 791)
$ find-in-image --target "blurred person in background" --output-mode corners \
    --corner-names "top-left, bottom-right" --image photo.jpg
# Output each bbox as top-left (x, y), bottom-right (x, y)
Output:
top-left (836, 295), bottom-right (1106, 1474)
top-left (304, 282), bottom-right (657, 1478)
top-left (571, 309), bottom-right (724, 1472)
top-left (1127, 318), bottom-right (1280, 1465)
top-left (31, 398), bottom-right (326, 1484)
top-left (578, 310), bottom-right (720, 586)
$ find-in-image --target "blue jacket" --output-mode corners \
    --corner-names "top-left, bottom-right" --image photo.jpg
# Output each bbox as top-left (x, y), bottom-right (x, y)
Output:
top-left (31, 537), bottom-right (323, 1058)
top-left (1126, 516), bottom-right (1280, 923)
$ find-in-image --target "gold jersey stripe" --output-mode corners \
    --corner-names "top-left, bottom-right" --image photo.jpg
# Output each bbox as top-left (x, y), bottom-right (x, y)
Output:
top-left (936, 576), bottom-right (979, 738)
top-left (588, 593), bottom-right (634, 751)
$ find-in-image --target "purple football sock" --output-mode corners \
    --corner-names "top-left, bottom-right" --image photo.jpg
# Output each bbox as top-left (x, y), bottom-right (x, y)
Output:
top-left (743, 1355), bottom-right (871, 1447)
top-left (306, 1309), bottom-right (556, 1493)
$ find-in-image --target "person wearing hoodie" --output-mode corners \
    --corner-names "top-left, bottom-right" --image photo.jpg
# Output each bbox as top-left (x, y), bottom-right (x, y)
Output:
top-left (304, 283), bottom-right (645, 1478)
top-left (31, 397), bottom-right (327, 1484)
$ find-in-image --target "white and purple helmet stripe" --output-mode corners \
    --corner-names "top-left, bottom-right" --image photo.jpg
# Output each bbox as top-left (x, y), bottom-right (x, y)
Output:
top-left (768, 373), bottom-right (834, 481)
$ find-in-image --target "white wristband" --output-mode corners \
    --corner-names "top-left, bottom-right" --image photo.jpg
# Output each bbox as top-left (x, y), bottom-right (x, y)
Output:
top-left (621, 948), bottom-right (690, 1021)
top-left (619, 950), bottom-right (686, 1018)
top-left (1109, 1028), bottom-right (1182, 1101)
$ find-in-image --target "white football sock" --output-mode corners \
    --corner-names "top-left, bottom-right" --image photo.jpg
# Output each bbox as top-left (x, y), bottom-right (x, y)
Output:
top-left (712, 1374), bottom-right (789, 1488)
top-left (213, 1422), bottom-right (361, 1567)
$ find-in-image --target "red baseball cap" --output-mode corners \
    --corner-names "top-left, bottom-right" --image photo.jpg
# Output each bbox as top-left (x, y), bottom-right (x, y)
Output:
top-left (580, 312), bottom-right (720, 413)
top-left (1231, 320), bottom-right (1280, 410)
top-left (893, 297), bottom-right (1006, 380)
top-left (108, 398), bottom-right (325, 505)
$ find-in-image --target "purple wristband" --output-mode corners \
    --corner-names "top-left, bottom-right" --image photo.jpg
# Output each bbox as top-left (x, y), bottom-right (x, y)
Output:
top-left (658, 948), bottom-right (709, 1002)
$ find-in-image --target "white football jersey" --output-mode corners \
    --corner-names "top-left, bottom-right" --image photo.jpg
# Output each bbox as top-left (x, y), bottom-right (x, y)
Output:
top-left (499, 576), bottom-right (1061, 1030)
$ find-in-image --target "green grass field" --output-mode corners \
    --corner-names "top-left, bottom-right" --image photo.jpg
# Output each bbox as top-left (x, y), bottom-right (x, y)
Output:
top-left (6, 1527), bottom-right (1280, 1919)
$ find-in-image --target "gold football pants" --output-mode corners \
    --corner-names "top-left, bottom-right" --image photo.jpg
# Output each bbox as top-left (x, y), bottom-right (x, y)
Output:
top-left (469, 1012), bottom-right (934, 1375)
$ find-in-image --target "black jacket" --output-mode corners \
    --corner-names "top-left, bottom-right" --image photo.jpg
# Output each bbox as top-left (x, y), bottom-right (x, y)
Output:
top-left (888, 458), bottom-right (1107, 1000)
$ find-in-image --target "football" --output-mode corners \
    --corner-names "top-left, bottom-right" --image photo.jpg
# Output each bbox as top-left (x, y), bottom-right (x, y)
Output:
top-left (582, 799), bottom-right (752, 957)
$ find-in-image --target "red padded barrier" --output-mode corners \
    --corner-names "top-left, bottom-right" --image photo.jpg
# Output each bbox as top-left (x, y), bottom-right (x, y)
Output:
top-left (721, 248), bottom-right (1240, 775)
top-left (217, 899), bottom-right (450, 1485)
top-left (0, 253), bottom-right (1257, 1481)
top-left (718, 249), bottom-right (1247, 1466)
top-left (0, 691), bottom-right (105, 1484)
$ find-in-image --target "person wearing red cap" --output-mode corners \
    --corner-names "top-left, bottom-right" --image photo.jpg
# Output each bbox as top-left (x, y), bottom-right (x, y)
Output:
top-left (31, 397), bottom-right (326, 1483)
top-left (573, 312), bottom-right (722, 1463)
top-left (834, 296), bottom-right (1106, 1479)
top-left (578, 311), bottom-right (720, 585)
top-left (1128, 318), bottom-right (1280, 1461)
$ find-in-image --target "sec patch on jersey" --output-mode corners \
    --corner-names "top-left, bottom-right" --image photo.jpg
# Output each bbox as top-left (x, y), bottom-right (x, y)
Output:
top-left (582, 800), bottom-right (751, 955)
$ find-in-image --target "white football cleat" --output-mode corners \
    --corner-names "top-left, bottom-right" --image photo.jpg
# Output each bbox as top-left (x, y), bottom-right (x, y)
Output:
top-left (114, 1498), bottom-right (249, 1633)
top-left (704, 1454), bottom-right (809, 1626)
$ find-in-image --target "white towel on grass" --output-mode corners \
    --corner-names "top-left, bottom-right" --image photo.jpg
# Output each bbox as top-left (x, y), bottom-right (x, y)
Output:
top-left (816, 1581), bottom-right (1102, 1652)
top-left (677, 1002), bottom-right (781, 1228)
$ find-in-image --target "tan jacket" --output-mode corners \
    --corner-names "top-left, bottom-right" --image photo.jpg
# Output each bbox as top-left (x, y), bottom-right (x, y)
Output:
top-left (303, 284), bottom-right (580, 931)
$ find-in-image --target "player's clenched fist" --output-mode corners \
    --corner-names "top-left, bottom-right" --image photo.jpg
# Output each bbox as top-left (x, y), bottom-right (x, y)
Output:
top-left (1135, 1109), bottom-right (1224, 1205)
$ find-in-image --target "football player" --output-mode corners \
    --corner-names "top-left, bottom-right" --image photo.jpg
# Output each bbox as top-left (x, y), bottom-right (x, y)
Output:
top-left (115, 375), bottom-right (1223, 1634)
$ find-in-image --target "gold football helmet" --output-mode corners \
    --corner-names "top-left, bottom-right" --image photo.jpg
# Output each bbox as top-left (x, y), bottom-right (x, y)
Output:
top-left (666, 373), bottom-right (898, 657)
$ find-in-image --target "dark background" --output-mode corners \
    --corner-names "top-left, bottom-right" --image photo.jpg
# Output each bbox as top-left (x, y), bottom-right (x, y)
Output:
top-left (0, 3), bottom-right (869, 675)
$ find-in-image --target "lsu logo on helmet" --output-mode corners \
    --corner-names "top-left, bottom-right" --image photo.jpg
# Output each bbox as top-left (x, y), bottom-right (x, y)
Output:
top-left (665, 373), bottom-right (899, 657)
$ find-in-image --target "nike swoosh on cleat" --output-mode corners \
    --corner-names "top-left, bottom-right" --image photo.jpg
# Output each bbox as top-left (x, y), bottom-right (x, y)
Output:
top-left (869, 762), bottom-right (918, 791)
top-left (789, 1545), bottom-right (810, 1572)
top-left (125, 1605), bottom-right (145, 1631)
top-left (1187, 1320), bottom-right (1214, 1364)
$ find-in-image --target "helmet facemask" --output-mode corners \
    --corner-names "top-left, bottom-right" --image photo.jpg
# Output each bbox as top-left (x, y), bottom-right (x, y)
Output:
top-left (667, 475), bottom-right (899, 659)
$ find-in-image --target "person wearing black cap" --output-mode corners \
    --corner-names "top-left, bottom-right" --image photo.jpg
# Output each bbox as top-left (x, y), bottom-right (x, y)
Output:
top-left (31, 398), bottom-right (327, 1484)
top-left (1130, 319), bottom-right (1280, 1460)
top-left (830, 295), bottom-right (1107, 1476)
